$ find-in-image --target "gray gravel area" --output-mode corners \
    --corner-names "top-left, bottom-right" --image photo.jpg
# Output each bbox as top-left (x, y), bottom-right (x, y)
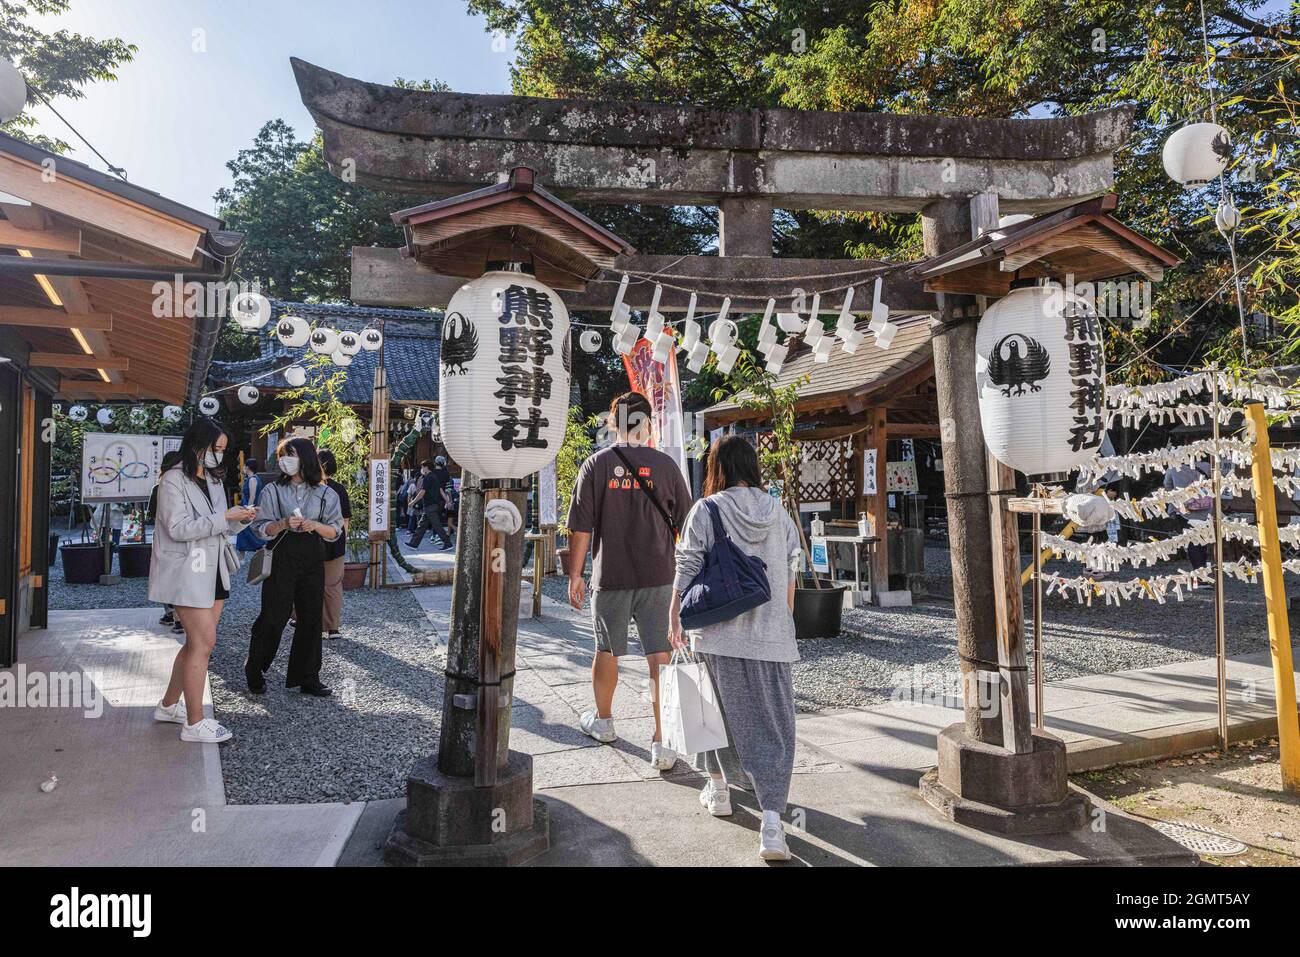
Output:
top-left (49, 551), bottom-right (444, 805)
top-left (545, 544), bottom-right (1279, 714)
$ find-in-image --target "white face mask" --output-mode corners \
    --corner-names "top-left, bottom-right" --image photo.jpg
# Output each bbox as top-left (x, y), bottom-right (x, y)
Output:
top-left (278, 456), bottom-right (300, 477)
top-left (203, 449), bottom-right (224, 469)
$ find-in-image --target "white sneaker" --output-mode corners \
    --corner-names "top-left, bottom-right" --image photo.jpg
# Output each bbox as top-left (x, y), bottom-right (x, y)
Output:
top-left (649, 741), bottom-right (677, 771)
top-left (179, 718), bottom-right (232, 744)
top-left (759, 822), bottom-right (791, 861)
top-left (699, 778), bottom-right (733, 817)
top-left (579, 709), bottom-right (616, 743)
top-left (153, 698), bottom-right (187, 724)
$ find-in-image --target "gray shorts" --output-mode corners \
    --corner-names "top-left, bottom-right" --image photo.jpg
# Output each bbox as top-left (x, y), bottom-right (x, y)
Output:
top-left (592, 584), bottom-right (673, 657)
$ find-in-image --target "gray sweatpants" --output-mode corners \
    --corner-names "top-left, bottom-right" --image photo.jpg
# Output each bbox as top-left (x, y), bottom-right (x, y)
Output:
top-left (700, 653), bottom-right (796, 814)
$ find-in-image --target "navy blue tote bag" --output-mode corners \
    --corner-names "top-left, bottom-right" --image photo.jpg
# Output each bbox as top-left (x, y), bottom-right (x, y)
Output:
top-left (679, 499), bottom-right (771, 629)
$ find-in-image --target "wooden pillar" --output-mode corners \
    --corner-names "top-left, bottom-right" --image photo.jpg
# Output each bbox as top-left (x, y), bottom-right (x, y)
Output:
top-left (437, 475), bottom-right (526, 779)
top-left (923, 197), bottom-right (1002, 745)
top-left (987, 457), bottom-right (1032, 753)
top-left (865, 406), bottom-right (890, 599)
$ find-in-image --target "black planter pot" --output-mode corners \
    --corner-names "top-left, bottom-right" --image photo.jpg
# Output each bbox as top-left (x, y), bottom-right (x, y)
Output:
top-left (117, 542), bottom-right (152, 578)
top-left (61, 542), bottom-right (110, 585)
top-left (794, 578), bottom-right (847, 640)
top-left (49, 532), bottom-right (59, 568)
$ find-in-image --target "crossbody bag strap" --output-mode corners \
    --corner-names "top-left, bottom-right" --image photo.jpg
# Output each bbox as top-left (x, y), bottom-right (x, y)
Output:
top-left (611, 446), bottom-right (678, 540)
top-left (264, 483), bottom-right (289, 552)
top-left (703, 499), bottom-right (739, 585)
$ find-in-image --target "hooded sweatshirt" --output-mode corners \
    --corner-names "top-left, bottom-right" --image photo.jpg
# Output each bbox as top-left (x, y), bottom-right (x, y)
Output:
top-left (673, 485), bottom-right (804, 663)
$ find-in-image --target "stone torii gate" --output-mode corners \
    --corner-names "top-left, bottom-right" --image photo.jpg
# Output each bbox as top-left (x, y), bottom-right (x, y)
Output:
top-left (293, 57), bottom-right (1136, 833)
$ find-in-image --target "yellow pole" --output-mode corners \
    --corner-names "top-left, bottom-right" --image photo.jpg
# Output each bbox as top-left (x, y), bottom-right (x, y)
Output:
top-left (1246, 401), bottom-right (1300, 792)
top-left (1020, 521), bottom-right (1077, 586)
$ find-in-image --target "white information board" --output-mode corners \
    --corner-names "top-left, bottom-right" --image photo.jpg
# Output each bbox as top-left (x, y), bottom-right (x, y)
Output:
top-left (539, 460), bottom-right (558, 527)
top-left (369, 458), bottom-right (391, 537)
top-left (81, 433), bottom-right (180, 504)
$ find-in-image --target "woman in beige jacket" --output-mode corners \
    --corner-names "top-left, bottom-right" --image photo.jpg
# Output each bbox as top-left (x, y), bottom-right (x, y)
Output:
top-left (148, 418), bottom-right (255, 744)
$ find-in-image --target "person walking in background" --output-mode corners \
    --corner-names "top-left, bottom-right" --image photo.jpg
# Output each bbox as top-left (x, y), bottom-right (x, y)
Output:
top-left (404, 474), bottom-right (421, 534)
top-left (1163, 461), bottom-right (1213, 569)
top-left (235, 458), bottom-right (263, 554)
top-left (148, 419), bottom-right (254, 744)
top-left (149, 450), bottom-right (184, 634)
top-left (317, 450), bottom-right (352, 640)
top-left (669, 435), bottom-right (803, 862)
top-left (567, 391), bottom-right (691, 772)
top-left (409, 456), bottom-right (453, 551)
top-left (396, 470), bottom-right (411, 529)
top-left (245, 437), bottom-right (343, 697)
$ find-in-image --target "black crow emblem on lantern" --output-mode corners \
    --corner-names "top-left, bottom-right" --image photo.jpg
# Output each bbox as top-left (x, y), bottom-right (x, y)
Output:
top-left (988, 333), bottom-right (1050, 397)
top-left (441, 311), bottom-right (478, 376)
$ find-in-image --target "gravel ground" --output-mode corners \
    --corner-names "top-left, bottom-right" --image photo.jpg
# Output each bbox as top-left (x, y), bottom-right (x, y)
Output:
top-left (49, 552), bottom-right (444, 805)
top-left (544, 544), bottom-right (1278, 714)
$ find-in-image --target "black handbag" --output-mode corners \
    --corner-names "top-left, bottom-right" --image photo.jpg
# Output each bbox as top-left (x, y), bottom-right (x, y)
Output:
top-left (679, 499), bottom-right (771, 629)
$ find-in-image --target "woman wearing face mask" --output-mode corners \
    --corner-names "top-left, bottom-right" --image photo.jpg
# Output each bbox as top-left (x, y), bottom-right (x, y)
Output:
top-left (244, 437), bottom-right (343, 696)
top-left (149, 418), bottom-right (255, 744)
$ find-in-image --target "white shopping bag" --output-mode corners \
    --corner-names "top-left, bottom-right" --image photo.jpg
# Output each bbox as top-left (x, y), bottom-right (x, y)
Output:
top-left (659, 649), bottom-right (729, 755)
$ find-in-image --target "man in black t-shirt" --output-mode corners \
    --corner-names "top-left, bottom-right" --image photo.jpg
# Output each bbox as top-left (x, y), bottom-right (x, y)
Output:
top-left (409, 456), bottom-right (453, 550)
top-left (567, 392), bottom-right (691, 772)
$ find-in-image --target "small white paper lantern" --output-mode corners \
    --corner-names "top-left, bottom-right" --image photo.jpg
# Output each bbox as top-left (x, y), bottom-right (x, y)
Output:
top-left (360, 327), bottom-right (384, 351)
top-left (237, 385), bottom-right (260, 405)
top-left (337, 331), bottom-right (362, 356)
top-left (231, 292), bottom-right (271, 331)
top-left (162, 405), bottom-right (183, 422)
top-left (309, 327), bottom-right (339, 355)
top-left (1214, 198), bottom-right (1240, 234)
top-left (276, 316), bottom-right (309, 348)
top-left (331, 349), bottom-right (353, 367)
top-left (198, 396), bottom-right (220, 416)
top-left (0, 60), bottom-right (26, 124)
top-left (68, 404), bottom-right (88, 422)
top-left (579, 329), bottom-right (602, 353)
top-left (96, 407), bottom-right (115, 426)
top-left (976, 285), bottom-right (1106, 475)
top-left (284, 365), bottom-right (307, 387)
top-left (129, 406), bottom-right (148, 424)
top-left (439, 270), bottom-right (571, 480)
top-left (1162, 122), bottom-right (1231, 187)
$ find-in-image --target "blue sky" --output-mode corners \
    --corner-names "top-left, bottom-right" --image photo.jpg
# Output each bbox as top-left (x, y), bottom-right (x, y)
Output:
top-left (26, 0), bottom-right (514, 214)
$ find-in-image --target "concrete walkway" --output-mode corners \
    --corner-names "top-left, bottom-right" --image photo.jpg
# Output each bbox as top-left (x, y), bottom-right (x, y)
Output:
top-left (0, 609), bottom-right (362, 866)
top-left (4, 592), bottom-right (1295, 866)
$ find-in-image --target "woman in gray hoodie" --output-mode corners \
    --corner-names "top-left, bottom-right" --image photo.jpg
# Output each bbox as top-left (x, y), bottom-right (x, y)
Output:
top-left (669, 435), bottom-right (803, 862)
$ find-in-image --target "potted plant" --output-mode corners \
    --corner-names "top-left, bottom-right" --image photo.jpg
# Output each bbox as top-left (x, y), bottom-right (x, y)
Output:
top-left (553, 406), bottom-right (598, 577)
top-left (262, 354), bottom-right (374, 589)
top-left (714, 352), bottom-right (846, 639)
top-left (60, 529), bottom-right (109, 584)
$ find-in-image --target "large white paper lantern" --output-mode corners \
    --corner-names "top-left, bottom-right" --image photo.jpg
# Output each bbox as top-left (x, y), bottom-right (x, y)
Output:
top-left (337, 331), bottom-right (362, 356)
top-left (231, 292), bottom-right (271, 331)
top-left (276, 316), bottom-right (309, 347)
top-left (284, 365), bottom-right (307, 387)
top-left (237, 385), bottom-right (260, 405)
top-left (439, 270), bottom-right (570, 480)
top-left (309, 327), bottom-right (339, 355)
top-left (1162, 122), bottom-right (1231, 187)
top-left (976, 285), bottom-right (1106, 475)
top-left (360, 327), bottom-right (383, 351)
top-left (0, 60), bottom-right (26, 124)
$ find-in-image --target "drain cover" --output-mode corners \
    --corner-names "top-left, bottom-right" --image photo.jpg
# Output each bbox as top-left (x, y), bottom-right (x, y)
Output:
top-left (1153, 820), bottom-right (1248, 856)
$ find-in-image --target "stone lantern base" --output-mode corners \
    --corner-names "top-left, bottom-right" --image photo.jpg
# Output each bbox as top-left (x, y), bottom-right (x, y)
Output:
top-left (384, 750), bottom-right (550, 867)
top-left (920, 724), bottom-right (1091, 835)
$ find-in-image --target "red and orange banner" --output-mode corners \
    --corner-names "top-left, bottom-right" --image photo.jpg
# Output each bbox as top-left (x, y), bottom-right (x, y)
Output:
top-left (622, 339), bottom-right (690, 485)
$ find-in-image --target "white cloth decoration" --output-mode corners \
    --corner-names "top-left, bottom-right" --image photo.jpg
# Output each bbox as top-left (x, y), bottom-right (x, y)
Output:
top-left (484, 499), bottom-right (523, 535)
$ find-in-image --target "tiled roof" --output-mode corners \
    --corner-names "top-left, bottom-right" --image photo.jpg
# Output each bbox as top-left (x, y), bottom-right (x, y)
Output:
top-left (701, 314), bottom-right (934, 419)
top-left (207, 300), bottom-right (442, 404)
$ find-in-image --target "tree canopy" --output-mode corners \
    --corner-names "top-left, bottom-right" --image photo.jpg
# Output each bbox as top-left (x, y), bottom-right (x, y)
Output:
top-left (0, 0), bottom-right (136, 154)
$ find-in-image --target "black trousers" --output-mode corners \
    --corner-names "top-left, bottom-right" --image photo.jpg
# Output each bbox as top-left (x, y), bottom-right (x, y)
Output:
top-left (247, 534), bottom-right (326, 687)
top-left (409, 504), bottom-right (451, 548)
